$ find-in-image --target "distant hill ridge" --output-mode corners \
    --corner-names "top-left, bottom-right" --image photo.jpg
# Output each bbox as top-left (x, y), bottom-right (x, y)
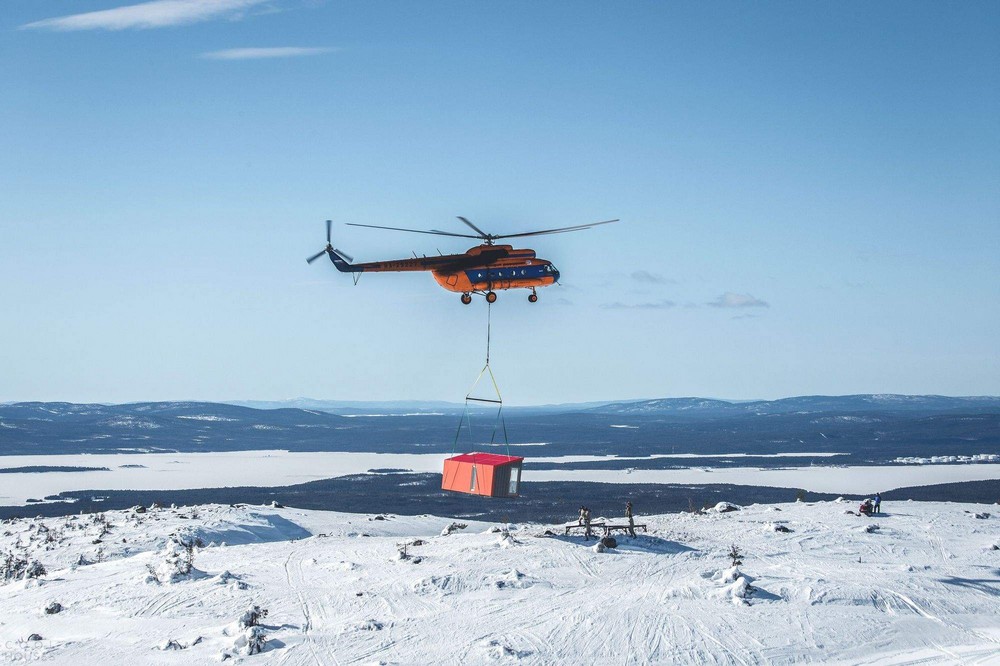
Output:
top-left (2, 394), bottom-right (999, 419)
top-left (1, 395), bottom-right (997, 461)
top-left (589, 394), bottom-right (1000, 416)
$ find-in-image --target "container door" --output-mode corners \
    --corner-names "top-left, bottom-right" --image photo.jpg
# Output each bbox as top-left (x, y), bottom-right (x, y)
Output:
top-left (508, 464), bottom-right (521, 495)
top-left (470, 464), bottom-right (477, 492)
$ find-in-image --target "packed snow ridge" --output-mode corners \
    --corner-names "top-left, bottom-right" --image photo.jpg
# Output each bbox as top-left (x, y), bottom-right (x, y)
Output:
top-left (1, 500), bottom-right (999, 664)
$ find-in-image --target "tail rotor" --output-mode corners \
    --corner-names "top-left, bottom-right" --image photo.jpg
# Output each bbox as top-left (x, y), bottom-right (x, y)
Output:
top-left (307, 220), bottom-right (353, 264)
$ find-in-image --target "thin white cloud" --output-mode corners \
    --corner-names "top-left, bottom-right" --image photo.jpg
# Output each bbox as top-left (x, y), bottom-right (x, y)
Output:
top-left (707, 292), bottom-right (769, 308)
top-left (22, 0), bottom-right (268, 31)
top-left (602, 300), bottom-right (676, 310)
top-left (201, 46), bottom-right (337, 60)
top-left (630, 270), bottom-right (675, 285)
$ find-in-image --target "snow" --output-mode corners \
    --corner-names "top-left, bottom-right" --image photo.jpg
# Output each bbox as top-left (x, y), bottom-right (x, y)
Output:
top-left (1, 500), bottom-right (999, 663)
top-left (895, 454), bottom-right (1000, 465)
top-left (99, 417), bottom-right (161, 429)
top-left (531, 464), bottom-right (1000, 494)
top-left (2, 450), bottom-right (1000, 505)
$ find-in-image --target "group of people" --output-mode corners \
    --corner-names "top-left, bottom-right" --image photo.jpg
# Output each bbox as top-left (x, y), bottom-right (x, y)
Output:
top-left (860, 493), bottom-right (882, 516)
top-left (576, 500), bottom-right (637, 539)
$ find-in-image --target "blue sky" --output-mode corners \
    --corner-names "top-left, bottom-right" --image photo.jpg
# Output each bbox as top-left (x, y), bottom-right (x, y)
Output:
top-left (1, 1), bottom-right (997, 404)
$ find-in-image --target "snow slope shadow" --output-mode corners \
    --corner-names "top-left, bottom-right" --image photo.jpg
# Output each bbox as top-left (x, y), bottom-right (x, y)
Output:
top-left (550, 533), bottom-right (696, 555)
top-left (191, 512), bottom-right (312, 545)
top-left (939, 572), bottom-right (1000, 598)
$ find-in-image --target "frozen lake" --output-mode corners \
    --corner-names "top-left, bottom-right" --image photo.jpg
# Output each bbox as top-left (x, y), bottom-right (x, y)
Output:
top-left (1, 450), bottom-right (999, 506)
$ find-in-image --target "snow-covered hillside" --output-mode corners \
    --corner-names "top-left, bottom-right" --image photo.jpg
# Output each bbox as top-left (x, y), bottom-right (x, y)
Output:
top-left (1, 500), bottom-right (998, 664)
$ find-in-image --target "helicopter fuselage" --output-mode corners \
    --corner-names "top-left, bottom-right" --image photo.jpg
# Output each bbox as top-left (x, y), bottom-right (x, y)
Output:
top-left (331, 244), bottom-right (560, 294)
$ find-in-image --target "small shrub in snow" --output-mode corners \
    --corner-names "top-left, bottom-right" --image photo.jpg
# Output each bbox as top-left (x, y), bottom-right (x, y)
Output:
top-left (716, 566), bottom-right (742, 584)
top-left (1, 554), bottom-right (46, 582)
top-left (974, 513), bottom-right (991, 520)
top-left (494, 570), bottom-right (529, 589)
top-left (772, 524), bottom-right (793, 533)
top-left (440, 522), bottom-right (468, 536)
top-left (153, 535), bottom-right (205, 582)
top-left (238, 605), bottom-right (268, 629)
top-left (497, 529), bottom-right (519, 548)
top-left (158, 639), bottom-right (185, 651)
top-left (230, 626), bottom-right (268, 656)
top-left (713, 566), bottom-right (755, 604)
top-left (728, 544), bottom-right (744, 567)
top-left (44, 602), bottom-right (63, 615)
top-left (729, 576), bottom-right (751, 604)
top-left (215, 571), bottom-right (248, 589)
top-left (601, 536), bottom-right (618, 549)
top-left (864, 524), bottom-right (880, 534)
top-left (244, 626), bottom-right (267, 655)
top-left (27, 634), bottom-right (43, 642)
top-left (483, 639), bottom-right (531, 660)
top-left (353, 619), bottom-right (384, 631)
top-left (24, 560), bottom-right (47, 580)
top-left (715, 502), bottom-right (740, 513)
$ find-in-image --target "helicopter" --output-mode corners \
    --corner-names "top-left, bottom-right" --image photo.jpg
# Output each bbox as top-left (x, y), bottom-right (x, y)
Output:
top-left (306, 217), bottom-right (618, 304)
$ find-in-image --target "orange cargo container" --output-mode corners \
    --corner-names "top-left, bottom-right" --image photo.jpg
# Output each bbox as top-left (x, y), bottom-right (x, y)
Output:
top-left (441, 452), bottom-right (524, 498)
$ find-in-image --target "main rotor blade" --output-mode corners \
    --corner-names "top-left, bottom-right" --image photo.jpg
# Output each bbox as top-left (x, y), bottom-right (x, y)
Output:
top-left (326, 219), bottom-right (332, 244)
top-left (456, 216), bottom-right (489, 238)
top-left (306, 249), bottom-right (329, 264)
top-left (346, 222), bottom-right (480, 239)
top-left (429, 229), bottom-right (483, 238)
top-left (492, 218), bottom-right (620, 240)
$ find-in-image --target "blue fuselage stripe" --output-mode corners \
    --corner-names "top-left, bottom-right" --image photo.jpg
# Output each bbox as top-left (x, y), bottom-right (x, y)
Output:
top-left (466, 265), bottom-right (550, 283)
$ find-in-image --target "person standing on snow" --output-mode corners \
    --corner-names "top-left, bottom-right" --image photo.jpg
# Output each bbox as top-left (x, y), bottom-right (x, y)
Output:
top-left (625, 501), bottom-right (636, 537)
top-left (583, 507), bottom-right (593, 540)
top-left (874, 493), bottom-right (882, 514)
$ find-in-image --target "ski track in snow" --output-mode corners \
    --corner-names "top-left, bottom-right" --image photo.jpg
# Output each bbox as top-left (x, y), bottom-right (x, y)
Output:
top-left (1, 501), bottom-right (999, 664)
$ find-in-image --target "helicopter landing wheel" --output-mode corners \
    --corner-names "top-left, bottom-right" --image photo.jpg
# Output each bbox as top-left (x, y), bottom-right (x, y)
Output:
top-left (461, 293), bottom-right (472, 305)
top-left (528, 291), bottom-right (538, 303)
top-left (486, 291), bottom-right (497, 303)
